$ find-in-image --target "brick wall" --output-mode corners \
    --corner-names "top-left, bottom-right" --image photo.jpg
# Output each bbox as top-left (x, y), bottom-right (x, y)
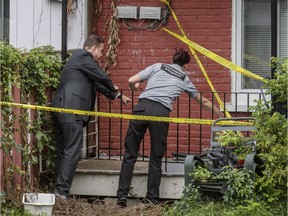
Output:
top-left (92, 0), bottom-right (232, 157)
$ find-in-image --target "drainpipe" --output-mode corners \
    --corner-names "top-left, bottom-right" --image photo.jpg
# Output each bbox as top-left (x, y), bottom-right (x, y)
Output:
top-left (271, 0), bottom-right (286, 116)
top-left (271, 0), bottom-right (277, 64)
top-left (62, 0), bottom-right (68, 61)
top-left (271, 0), bottom-right (277, 113)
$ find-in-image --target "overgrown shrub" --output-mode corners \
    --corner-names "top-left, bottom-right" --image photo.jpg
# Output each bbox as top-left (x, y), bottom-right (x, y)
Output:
top-left (251, 57), bottom-right (287, 204)
top-left (0, 42), bottom-right (61, 203)
top-left (164, 57), bottom-right (288, 215)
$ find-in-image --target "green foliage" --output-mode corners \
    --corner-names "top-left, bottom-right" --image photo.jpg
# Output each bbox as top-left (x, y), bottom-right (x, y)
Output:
top-left (0, 107), bottom-right (19, 155)
top-left (0, 42), bottom-right (61, 197)
top-left (247, 57), bottom-right (288, 204)
top-left (1, 193), bottom-right (32, 216)
top-left (167, 185), bottom-right (200, 215)
top-left (216, 168), bottom-right (254, 205)
top-left (224, 201), bottom-right (274, 216)
top-left (250, 106), bottom-right (287, 203)
top-left (265, 57), bottom-right (288, 105)
top-left (0, 42), bottom-right (22, 101)
top-left (215, 130), bottom-right (254, 160)
top-left (163, 199), bottom-right (227, 216)
top-left (1, 206), bottom-right (34, 216)
top-left (165, 57), bottom-right (288, 215)
top-left (1, 42), bottom-right (25, 194)
top-left (190, 165), bottom-right (214, 182)
top-left (21, 46), bottom-right (62, 103)
top-left (190, 166), bottom-right (254, 206)
top-left (0, 41), bottom-right (23, 159)
top-left (216, 130), bottom-right (245, 147)
top-left (163, 198), bottom-right (280, 216)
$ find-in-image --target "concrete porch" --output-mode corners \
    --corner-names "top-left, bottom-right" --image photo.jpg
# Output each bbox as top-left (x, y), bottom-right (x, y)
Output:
top-left (70, 159), bottom-right (185, 199)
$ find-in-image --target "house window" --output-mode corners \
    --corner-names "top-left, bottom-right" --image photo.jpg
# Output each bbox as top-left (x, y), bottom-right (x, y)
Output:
top-left (228, 0), bottom-right (287, 111)
top-left (279, 0), bottom-right (288, 58)
top-left (233, 0), bottom-right (287, 92)
top-left (0, 0), bottom-right (9, 42)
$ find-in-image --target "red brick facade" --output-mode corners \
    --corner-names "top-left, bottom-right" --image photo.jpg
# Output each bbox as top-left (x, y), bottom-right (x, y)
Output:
top-left (92, 0), bottom-right (232, 157)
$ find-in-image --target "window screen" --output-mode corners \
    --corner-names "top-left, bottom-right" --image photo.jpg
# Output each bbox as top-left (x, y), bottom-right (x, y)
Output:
top-left (279, 0), bottom-right (288, 58)
top-left (242, 0), bottom-right (287, 89)
top-left (242, 0), bottom-right (271, 89)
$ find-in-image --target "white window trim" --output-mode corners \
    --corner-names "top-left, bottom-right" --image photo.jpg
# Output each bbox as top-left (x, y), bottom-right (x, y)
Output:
top-left (228, 0), bottom-right (271, 112)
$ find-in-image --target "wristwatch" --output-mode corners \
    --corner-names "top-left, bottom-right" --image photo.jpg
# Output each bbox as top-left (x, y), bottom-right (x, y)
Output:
top-left (115, 92), bottom-right (121, 99)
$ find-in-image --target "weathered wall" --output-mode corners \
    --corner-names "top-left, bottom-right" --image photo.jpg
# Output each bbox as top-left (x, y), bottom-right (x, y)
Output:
top-left (94, 0), bottom-right (232, 157)
top-left (9, 0), bottom-right (87, 50)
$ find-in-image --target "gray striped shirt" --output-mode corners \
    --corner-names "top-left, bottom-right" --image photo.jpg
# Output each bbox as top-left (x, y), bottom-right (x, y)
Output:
top-left (138, 63), bottom-right (198, 111)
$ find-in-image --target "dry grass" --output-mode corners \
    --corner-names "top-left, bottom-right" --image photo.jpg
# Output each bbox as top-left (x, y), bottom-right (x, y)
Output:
top-left (53, 197), bottom-right (165, 216)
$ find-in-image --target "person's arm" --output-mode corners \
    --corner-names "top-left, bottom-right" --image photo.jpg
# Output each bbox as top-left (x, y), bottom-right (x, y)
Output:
top-left (95, 83), bottom-right (132, 105)
top-left (94, 82), bottom-right (118, 99)
top-left (128, 74), bottom-right (142, 91)
top-left (81, 54), bottom-right (117, 92)
top-left (193, 93), bottom-right (224, 118)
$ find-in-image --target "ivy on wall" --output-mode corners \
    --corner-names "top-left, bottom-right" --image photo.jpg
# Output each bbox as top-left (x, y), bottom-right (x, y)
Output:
top-left (0, 42), bottom-right (62, 196)
top-left (0, 42), bottom-right (23, 195)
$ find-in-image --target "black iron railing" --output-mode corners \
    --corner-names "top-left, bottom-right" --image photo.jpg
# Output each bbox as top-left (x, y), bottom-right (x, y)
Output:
top-left (82, 91), bottom-right (265, 164)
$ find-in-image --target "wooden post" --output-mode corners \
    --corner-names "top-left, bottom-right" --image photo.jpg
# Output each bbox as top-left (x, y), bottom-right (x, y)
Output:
top-left (0, 110), bottom-right (4, 192)
top-left (12, 86), bottom-right (22, 190)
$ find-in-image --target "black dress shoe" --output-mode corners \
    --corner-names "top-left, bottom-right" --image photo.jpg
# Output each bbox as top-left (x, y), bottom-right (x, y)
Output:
top-left (116, 197), bottom-right (127, 207)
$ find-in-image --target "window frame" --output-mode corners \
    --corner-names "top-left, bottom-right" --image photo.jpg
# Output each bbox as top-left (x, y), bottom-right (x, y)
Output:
top-left (0, 0), bottom-right (9, 42)
top-left (229, 0), bottom-right (278, 111)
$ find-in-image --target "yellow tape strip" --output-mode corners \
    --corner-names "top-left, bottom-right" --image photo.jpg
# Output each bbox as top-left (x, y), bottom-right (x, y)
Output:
top-left (162, 28), bottom-right (268, 83)
top-left (0, 101), bottom-right (251, 125)
top-left (1, 102), bottom-right (214, 125)
top-left (0, 101), bottom-right (254, 125)
top-left (1, 102), bottom-right (253, 126)
top-left (160, 0), bottom-right (231, 118)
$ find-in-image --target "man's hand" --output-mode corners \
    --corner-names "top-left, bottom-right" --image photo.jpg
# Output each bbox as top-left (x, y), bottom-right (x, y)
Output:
top-left (120, 95), bottom-right (132, 105)
top-left (114, 85), bottom-right (119, 90)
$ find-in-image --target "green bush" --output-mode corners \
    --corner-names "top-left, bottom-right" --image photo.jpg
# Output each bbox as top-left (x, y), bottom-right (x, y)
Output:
top-left (250, 58), bottom-right (287, 203)
top-left (0, 42), bottom-right (61, 201)
top-left (164, 57), bottom-right (288, 215)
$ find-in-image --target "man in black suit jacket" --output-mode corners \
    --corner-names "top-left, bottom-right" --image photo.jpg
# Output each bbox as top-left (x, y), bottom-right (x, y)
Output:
top-left (51, 35), bottom-right (131, 199)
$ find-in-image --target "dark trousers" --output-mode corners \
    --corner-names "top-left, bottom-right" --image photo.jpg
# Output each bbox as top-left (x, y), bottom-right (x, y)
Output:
top-left (52, 112), bottom-right (84, 196)
top-left (117, 99), bottom-right (170, 201)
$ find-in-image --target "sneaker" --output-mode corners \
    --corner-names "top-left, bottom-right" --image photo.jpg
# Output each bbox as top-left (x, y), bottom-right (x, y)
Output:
top-left (142, 198), bottom-right (158, 205)
top-left (116, 197), bottom-right (127, 208)
top-left (53, 190), bottom-right (68, 201)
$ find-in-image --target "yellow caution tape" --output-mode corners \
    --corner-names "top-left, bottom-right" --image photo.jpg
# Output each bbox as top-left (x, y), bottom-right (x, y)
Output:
top-left (162, 28), bottom-right (269, 83)
top-left (1, 102), bottom-right (214, 125)
top-left (0, 102), bottom-right (253, 126)
top-left (160, 0), bottom-right (231, 118)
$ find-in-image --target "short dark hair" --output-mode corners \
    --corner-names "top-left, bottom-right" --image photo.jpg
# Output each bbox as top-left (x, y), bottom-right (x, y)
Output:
top-left (172, 49), bottom-right (190, 66)
top-left (83, 34), bottom-right (104, 49)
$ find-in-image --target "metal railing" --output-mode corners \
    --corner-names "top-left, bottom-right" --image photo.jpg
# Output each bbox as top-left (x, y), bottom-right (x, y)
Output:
top-left (81, 91), bottom-right (265, 164)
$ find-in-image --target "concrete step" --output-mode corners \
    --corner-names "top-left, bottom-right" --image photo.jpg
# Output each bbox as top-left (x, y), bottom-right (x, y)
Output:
top-left (70, 159), bottom-right (185, 199)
